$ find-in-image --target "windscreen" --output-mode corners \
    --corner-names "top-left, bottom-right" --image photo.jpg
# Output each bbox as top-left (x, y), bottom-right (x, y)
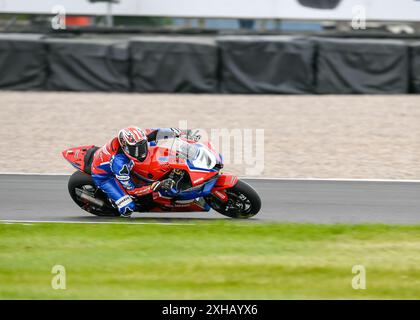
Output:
top-left (156, 137), bottom-right (216, 170)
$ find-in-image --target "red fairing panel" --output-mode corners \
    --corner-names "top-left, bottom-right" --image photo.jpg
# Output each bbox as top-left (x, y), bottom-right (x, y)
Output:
top-left (189, 170), bottom-right (219, 186)
top-left (62, 145), bottom-right (95, 172)
top-left (133, 146), bottom-right (218, 185)
top-left (214, 173), bottom-right (238, 188)
top-left (211, 173), bottom-right (239, 203)
top-left (132, 146), bottom-right (172, 181)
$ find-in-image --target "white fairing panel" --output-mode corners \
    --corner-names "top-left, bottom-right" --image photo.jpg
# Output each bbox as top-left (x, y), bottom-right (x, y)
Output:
top-left (158, 138), bottom-right (216, 170)
top-left (191, 146), bottom-right (216, 170)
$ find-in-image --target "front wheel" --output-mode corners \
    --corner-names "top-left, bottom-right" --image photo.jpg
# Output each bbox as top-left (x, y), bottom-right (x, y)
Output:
top-left (205, 180), bottom-right (261, 219)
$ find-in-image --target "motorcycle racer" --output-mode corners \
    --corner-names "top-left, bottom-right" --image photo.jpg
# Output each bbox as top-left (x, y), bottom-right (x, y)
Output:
top-left (91, 126), bottom-right (182, 217)
top-left (63, 126), bottom-right (261, 219)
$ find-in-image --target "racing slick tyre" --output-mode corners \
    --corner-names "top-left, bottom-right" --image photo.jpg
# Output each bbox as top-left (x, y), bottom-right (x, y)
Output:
top-left (68, 171), bottom-right (119, 217)
top-left (205, 180), bottom-right (261, 219)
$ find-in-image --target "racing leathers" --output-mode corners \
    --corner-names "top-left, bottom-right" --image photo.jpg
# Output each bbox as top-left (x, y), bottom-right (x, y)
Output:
top-left (91, 128), bottom-right (180, 216)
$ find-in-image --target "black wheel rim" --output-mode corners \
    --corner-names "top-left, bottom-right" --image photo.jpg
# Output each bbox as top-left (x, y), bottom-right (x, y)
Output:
top-left (225, 190), bottom-right (252, 215)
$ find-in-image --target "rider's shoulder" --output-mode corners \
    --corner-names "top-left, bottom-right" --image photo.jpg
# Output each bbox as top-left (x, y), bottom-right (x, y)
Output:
top-left (110, 137), bottom-right (121, 152)
top-left (101, 137), bottom-right (120, 155)
top-left (110, 153), bottom-right (132, 173)
top-left (112, 152), bottom-right (130, 164)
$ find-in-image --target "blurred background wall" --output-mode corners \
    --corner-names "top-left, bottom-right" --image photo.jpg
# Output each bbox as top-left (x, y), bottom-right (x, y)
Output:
top-left (0, 0), bottom-right (419, 93)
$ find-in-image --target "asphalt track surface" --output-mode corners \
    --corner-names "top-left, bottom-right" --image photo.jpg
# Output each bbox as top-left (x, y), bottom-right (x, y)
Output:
top-left (0, 174), bottom-right (419, 224)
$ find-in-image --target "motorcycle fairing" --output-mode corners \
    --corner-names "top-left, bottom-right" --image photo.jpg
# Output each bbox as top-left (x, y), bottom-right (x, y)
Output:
top-left (63, 137), bottom-right (240, 213)
top-left (133, 144), bottom-right (219, 186)
top-left (62, 145), bottom-right (96, 173)
top-left (210, 173), bottom-right (239, 203)
top-left (158, 175), bottom-right (219, 201)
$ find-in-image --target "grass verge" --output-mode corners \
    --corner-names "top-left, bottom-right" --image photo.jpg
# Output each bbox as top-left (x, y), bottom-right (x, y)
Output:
top-left (1, 221), bottom-right (420, 299)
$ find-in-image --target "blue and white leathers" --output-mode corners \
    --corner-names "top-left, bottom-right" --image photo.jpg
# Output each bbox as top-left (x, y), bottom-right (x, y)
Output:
top-left (90, 128), bottom-right (182, 215)
top-left (91, 138), bottom-right (138, 216)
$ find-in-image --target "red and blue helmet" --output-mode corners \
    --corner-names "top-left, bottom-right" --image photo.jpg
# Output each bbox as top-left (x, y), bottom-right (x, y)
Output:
top-left (118, 126), bottom-right (148, 162)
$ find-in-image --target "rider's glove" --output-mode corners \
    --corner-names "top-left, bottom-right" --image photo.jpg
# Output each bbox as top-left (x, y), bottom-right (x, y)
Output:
top-left (180, 129), bottom-right (201, 142)
top-left (161, 178), bottom-right (176, 190)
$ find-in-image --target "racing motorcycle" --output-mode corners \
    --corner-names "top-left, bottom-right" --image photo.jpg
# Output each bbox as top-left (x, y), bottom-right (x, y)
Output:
top-left (62, 132), bottom-right (261, 219)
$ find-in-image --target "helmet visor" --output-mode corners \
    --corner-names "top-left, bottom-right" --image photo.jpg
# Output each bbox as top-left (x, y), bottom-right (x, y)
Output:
top-left (126, 140), bottom-right (148, 161)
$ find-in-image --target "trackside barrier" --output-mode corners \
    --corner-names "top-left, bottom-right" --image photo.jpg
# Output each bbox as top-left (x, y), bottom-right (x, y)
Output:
top-left (130, 36), bottom-right (218, 93)
top-left (0, 34), bottom-right (46, 90)
top-left (0, 34), bottom-right (418, 94)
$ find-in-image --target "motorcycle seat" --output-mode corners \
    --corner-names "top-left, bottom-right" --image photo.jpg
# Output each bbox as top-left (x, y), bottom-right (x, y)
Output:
top-left (83, 146), bottom-right (99, 175)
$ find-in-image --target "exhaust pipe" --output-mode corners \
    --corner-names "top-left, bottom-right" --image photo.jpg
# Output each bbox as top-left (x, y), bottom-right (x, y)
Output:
top-left (75, 188), bottom-right (105, 207)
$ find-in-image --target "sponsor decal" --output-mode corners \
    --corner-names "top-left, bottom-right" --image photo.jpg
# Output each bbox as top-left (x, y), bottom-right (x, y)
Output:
top-left (134, 187), bottom-right (152, 195)
top-left (116, 175), bottom-right (130, 181)
top-left (115, 195), bottom-right (132, 208)
top-left (174, 203), bottom-right (191, 207)
top-left (194, 177), bottom-right (204, 184)
top-left (215, 191), bottom-right (226, 200)
top-left (175, 199), bottom-right (194, 204)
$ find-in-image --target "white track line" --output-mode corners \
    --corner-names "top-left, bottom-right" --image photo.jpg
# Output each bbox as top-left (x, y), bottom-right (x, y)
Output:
top-left (2, 222), bottom-right (33, 226)
top-left (0, 172), bottom-right (419, 183)
top-left (0, 219), bottom-right (196, 226)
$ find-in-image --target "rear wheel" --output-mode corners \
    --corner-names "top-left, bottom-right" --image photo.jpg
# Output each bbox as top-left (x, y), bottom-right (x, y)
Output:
top-left (205, 180), bottom-right (261, 219)
top-left (68, 171), bottom-right (119, 217)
